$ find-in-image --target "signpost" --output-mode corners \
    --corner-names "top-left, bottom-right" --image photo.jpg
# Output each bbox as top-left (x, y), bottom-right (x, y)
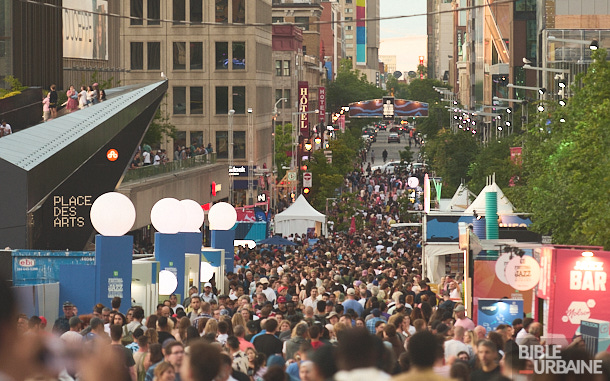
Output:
top-left (303, 172), bottom-right (312, 188)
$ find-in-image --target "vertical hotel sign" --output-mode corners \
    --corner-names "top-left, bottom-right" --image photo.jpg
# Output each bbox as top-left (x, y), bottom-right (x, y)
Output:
top-left (298, 81), bottom-right (310, 138)
top-left (318, 87), bottom-right (326, 124)
top-left (356, 0), bottom-right (366, 65)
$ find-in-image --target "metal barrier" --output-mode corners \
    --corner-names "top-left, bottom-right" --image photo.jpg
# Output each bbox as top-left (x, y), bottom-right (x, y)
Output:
top-left (123, 153), bottom-right (217, 182)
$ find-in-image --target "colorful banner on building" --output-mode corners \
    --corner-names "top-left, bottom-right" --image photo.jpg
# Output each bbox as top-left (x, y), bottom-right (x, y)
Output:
top-left (318, 87), bottom-right (326, 123)
top-left (356, 0), bottom-right (366, 65)
top-left (63, 0), bottom-right (108, 60)
top-left (298, 81), bottom-right (309, 138)
top-left (349, 99), bottom-right (429, 118)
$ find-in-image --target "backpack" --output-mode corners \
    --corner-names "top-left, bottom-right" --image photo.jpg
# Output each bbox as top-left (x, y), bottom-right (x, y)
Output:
top-left (121, 323), bottom-right (142, 346)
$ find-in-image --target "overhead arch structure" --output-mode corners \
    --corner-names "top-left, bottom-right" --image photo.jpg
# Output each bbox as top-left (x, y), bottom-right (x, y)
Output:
top-left (348, 99), bottom-right (429, 118)
top-left (0, 81), bottom-right (168, 250)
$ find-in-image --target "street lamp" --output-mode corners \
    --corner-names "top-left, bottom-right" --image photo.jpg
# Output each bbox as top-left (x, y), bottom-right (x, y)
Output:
top-left (247, 107), bottom-right (254, 205)
top-left (271, 98), bottom-right (287, 211)
top-left (522, 64), bottom-right (569, 74)
top-left (228, 109), bottom-right (235, 205)
top-left (548, 35), bottom-right (600, 50)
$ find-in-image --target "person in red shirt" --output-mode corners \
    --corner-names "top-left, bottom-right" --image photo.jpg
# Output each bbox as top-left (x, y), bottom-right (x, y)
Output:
top-left (309, 325), bottom-right (324, 350)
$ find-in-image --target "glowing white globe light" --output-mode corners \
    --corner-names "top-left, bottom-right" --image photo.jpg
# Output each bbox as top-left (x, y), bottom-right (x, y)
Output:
top-left (90, 192), bottom-right (136, 236)
top-left (208, 202), bottom-right (237, 230)
top-left (200, 262), bottom-right (215, 282)
top-left (151, 198), bottom-right (185, 234)
top-left (158, 270), bottom-right (178, 295)
top-left (179, 199), bottom-right (205, 233)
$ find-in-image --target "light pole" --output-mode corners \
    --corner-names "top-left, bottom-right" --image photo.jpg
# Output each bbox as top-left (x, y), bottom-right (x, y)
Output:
top-left (247, 107), bottom-right (254, 205)
top-left (272, 98), bottom-right (287, 212)
top-left (228, 109), bottom-right (235, 205)
top-left (290, 109), bottom-right (319, 170)
top-left (494, 96), bottom-right (528, 129)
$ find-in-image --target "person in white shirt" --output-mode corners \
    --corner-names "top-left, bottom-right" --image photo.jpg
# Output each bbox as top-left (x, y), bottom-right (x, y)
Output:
top-left (153, 151), bottom-right (161, 165)
top-left (444, 326), bottom-right (474, 361)
top-left (302, 287), bottom-right (319, 310)
top-left (1, 120), bottom-right (12, 136)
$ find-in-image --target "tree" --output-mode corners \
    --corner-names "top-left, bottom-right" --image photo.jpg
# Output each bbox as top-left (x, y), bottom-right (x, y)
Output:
top-left (274, 122), bottom-right (294, 181)
top-left (327, 59), bottom-right (386, 113)
top-left (467, 138), bottom-right (518, 194)
top-left (143, 99), bottom-right (177, 148)
top-left (512, 48), bottom-right (610, 248)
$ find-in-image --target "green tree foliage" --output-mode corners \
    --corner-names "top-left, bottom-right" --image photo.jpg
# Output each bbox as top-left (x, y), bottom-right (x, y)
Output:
top-left (327, 59), bottom-right (386, 112)
top-left (512, 48), bottom-right (610, 248)
top-left (422, 128), bottom-right (479, 191)
top-left (385, 76), bottom-right (409, 99)
top-left (274, 122), bottom-right (294, 181)
top-left (143, 99), bottom-right (177, 148)
top-left (467, 138), bottom-right (517, 194)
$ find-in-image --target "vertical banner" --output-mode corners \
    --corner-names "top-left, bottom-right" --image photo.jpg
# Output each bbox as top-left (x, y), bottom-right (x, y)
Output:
top-left (318, 87), bottom-right (326, 124)
top-left (298, 81), bottom-right (310, 138)
top-left (356, 0), bottom-right (366, 65)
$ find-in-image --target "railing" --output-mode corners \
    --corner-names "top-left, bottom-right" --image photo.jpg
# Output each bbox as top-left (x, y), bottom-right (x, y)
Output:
top-left (122, 153), bottom-right (217, 183)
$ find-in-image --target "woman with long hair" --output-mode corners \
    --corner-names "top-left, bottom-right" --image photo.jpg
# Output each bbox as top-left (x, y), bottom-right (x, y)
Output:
top-left (232, 311), bottom-right (246, 330)
top-left (203, 318), bottom-right (218, 340)
top-left (176, 317), bottom-right (191, 343)
top-left (383, 323), bottom-right (405, 359)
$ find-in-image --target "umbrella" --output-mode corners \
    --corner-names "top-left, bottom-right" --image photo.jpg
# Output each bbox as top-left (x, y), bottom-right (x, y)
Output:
top-left (257, 236), bottom-right (298, 246)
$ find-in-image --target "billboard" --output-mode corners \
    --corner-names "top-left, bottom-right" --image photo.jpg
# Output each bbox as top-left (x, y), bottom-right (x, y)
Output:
top-left (349, 99), bottom-right (429, 118)
top-left (63, 0), bottom-right (108, 60)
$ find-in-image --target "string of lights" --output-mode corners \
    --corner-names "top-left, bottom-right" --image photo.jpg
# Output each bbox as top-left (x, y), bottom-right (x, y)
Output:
top-left (19, 0), bottom-right (516, 28)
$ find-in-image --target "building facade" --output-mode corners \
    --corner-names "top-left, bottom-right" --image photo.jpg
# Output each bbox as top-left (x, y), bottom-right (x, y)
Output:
top-left (120, 0), bottom-right (274, 179)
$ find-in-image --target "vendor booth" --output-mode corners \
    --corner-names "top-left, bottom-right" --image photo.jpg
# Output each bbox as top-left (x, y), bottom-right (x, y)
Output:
top-left (274, 195), bottom-right (327, 237)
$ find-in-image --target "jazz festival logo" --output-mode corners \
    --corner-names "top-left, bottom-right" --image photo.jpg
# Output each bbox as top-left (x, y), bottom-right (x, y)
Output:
top-left (519, 345), bottom-right (603, 375)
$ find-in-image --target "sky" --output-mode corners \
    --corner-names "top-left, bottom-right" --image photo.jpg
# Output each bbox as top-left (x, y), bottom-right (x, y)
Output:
top-left (379, 0), bottom-right (428, 75)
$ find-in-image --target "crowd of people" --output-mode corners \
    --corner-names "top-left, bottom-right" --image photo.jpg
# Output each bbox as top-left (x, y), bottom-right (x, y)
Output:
top-left (41, 83), bottom-right (107, 122)
top-left (2, 133), bottom-right (608, 381)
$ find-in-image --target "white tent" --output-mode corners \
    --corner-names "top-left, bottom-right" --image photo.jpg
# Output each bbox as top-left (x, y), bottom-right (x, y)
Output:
top-left (274, 195), bottom-right (327, 237)
top-left (464, 181), bottom-right (515, 215)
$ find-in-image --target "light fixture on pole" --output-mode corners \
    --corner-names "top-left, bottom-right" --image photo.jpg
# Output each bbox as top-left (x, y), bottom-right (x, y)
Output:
top-left (272, 98), bottom-right (287, 212)
top-left (228, 109), bottom-right (235, 205)
top-left (548, 35), bottom-right (600, 50)
top-left (523, 64), bottom-right (569, 74)
top-left (247, 107), bottom-right (254, 205)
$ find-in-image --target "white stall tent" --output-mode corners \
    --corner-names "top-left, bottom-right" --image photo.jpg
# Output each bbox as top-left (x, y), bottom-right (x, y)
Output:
top-left (274, 195), bottom-right (327, 237)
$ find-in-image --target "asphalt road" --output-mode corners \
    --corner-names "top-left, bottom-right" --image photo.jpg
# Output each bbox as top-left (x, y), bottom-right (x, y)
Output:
top-left (365, 128), bottom-right (421, 167)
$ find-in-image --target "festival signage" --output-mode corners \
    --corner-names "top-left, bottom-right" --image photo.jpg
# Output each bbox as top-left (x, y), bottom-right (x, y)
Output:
top-left (504, 255), bottom-right (541, 291)
top-left (538, 248), bottom-right (610, 342)
top-left (478, 298), bottom-right (524, 332)
top-left (318, 87), bottom-right (326, 123)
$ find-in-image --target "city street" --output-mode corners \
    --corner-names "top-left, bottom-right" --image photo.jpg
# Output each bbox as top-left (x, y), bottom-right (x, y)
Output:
top-left (365, 128), bottom-right (421, 167)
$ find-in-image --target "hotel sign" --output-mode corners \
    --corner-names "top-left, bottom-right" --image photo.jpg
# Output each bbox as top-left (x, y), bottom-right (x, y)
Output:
top-left (298, 81), bottom-right (310, 138)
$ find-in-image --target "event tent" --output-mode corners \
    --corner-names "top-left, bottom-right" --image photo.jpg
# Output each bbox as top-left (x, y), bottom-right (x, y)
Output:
top-left (274, 195), bottom-right (327, 237)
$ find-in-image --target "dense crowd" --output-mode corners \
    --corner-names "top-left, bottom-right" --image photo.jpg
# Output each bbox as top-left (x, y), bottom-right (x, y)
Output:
top-left (2, 141), bottom-right (608, 381)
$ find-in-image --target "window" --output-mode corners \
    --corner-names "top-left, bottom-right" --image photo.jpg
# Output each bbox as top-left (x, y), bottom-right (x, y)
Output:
top-left (173, 87), bottom-right (186, 114)
top-left (345, 17), bottom-right (352, 21)
top-left (130, 0), bottom-right (143, 25)
top-left (232, 42), bottom-right (245, 69)
top-left (190, 87), bottom-right (203, 114)
top-left (295, 17), bottom-right (309, 31)
top-left (216, 86), bottom-right (229, 114)
top-left (275, 89), bottom-right (283, 104)
top-left (345, 25), bottom-right (352, 31)
top-left (272, 17), bottom-right (284, 23)
top-left (147, 0), bottom-right (160, 25)
top-left (215, 0), bottom-right (228, 23)
top-left (302, 46), bottom-right (307, 55)
top-left (345, 8), bottom-right (353, 13)
top-left (283, 89), bottom-right (291, 108)
top-left (275, 60), bottom-right (282, 76)
top-left (234, 131), bottom-right (246, 159)
top-left (174, 132), bottom-right (186, 151)
top-left (216, 131), bottom-right (228, 159)
top-left (346, 34), bottom-right (353, 40)
top-left (173, 0), bottom-right (185, 25)
top-left (216, 42), bottom-right (228, 69)
top-left (232, 86), bottom-right (246, 114)
top-left (345, 43), bottom-right (354, 48)
top-left (191, 0), bottom-right (202, 23)
top-left (233, 0), bottom-right (245, 23)
top-left (190, 42), bottom-right (203, 70)
top-left (346, 0), bottom-right (352, 3)
top-left (147, 42), bottom-right (160, 70)
top-left (130, 42), bottom-right (143, 70)
top-left (173, 42), bottom-right (186, 70)
top-left (283, 60), bottom-right (290, 76)
top-left (190, 131), bottom-right (203, 148)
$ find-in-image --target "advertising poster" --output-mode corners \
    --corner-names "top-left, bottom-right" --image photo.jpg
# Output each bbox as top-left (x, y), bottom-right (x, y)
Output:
top-left (539, 248), bottom-right (610, 342)
top-left (63, 0), bottom-right (108, 60)
top-left (12, 250), bottom-right (95, 286)
top-left (478, 298), bottom-right (524, 332)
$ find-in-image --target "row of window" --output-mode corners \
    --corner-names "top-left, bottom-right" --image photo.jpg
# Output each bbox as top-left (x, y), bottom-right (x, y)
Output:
top-left (171, 86), bottom-right (247, 115)
top-left (130, 41), bottom-right (245, 71)
top-left (130, 0), bottom-right (245, 25)
top-left (274, 60), bottom-right (290, 76)
top-left (173, 130), bottom-right (247, 159)
top-left (271, 17), bottom-right (310, 31)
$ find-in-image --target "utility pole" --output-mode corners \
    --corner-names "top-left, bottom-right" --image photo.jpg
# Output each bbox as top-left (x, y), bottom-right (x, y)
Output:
top-left (228, 109), bottom-right (235, 205)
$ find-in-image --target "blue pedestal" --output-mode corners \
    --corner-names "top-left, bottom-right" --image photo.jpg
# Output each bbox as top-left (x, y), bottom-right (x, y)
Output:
top-left (95, 235), bottom-right (133, 315)
top-left (179, 232), bottom-right (203, 255)
top-left (211, 229), bottom-right (235, 273)
top-left (154, 233), bottom-right (186, 299)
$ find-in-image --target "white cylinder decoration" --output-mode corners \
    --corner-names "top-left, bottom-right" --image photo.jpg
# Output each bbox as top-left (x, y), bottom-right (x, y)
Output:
top-left (90, 192), bottom-right (136, 236)
top-left (200, 262), bottom-right (215, 282)
top-left (208, 202), bottom-right (237, 230)
top-left (159, 270), bottom-right (178, 295)
top-left (151, 198), bottom-right (185, 234)
top-left (179, 199), bottom-right (205, 233)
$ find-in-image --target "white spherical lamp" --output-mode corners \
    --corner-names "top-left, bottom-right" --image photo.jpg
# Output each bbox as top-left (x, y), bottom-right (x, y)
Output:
top-left (90, 192), bottom-right (136, 236)
top-left (179, 199), bottom-right (205, 233)
top-left (151, 198), bottom-right (185, 234)
top-left (200, 262), bottom-right (215, 282)
top-left (158, 270), bottom-right (178, 295)
top-left (208, 202), bottom-right (237, 230)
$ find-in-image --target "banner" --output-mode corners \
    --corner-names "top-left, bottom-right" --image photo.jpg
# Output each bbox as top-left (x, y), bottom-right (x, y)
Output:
top-left (318, 87), bottom-right (326, 123)
top-left (349, 99), bottom-right (429, 118)
top-left (298, 81), bottom-right (309, 138)
top-left (477, 298), bottom-right (524, 332)
top-left (63, 0), bottom-right (109, 60)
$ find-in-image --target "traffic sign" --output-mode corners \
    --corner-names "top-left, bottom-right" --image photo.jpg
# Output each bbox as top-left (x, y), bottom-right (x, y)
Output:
top-left (287, 171), bottom-right (297, 182)
top-left (303, 172), bottom-right (312, 187)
